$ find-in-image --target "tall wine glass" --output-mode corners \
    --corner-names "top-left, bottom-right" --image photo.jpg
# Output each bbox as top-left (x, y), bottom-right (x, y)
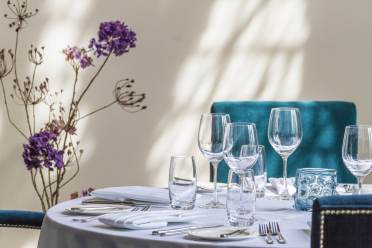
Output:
top-left (198, 113), bottom-right (230, 208)
top-left (268, 108), bottom-right (302, 200)
top-left (342, 125), bottom-right (372, 194)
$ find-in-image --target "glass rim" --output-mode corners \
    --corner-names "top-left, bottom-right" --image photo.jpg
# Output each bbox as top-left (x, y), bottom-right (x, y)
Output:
top-left (296, 167), bottom-right (336, 174)
top-left (270, 107), bottom-right (300, 112)
top-left (201, 113), bottom-right (229, 117)
top-left (226, 122), bottom-right (256, 127)
top-left (345, 124), bottom-right (372, 129)
top-left (170, 155), bottom-right (195, 159)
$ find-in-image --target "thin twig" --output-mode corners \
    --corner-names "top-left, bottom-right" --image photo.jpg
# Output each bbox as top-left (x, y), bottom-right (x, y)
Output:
top-left (77, 99), bottom-right (117, 121)
top-left (0, 78), bottom-right (27, 139)
top-left (30, 170), bottom-right (46, 212)
top-left (38, 168), bottom-right (50, 208)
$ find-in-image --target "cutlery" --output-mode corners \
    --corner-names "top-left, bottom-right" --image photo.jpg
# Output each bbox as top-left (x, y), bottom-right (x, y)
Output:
top-left (259, 224), bottom-right (273, 244)
top-left (152, 224), bottom-right (224, 236)
top-left (269, 222), bottom-right (286, 244)
top-left (82, 198), bottom-right (168, 207)
top-left (219, 229), bottom-right (245, 238)
top-left (70, 205), bottom-right (130, 211)
top-left (72, 206), bottom-right (150, 223)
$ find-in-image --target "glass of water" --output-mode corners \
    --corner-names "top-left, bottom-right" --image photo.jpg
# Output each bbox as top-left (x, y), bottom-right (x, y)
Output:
top-left (226, 169), bottom-right (256, 228)
top-left (169, 155), bottom-right (197, 210)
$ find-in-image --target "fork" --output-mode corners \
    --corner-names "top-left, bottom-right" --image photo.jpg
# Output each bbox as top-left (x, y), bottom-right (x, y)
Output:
top-left (72, 205), bottom-right (150, 223)
top-left (269, 222), bottom-right (286, 244)
top-left (259, 224), bottom-right (273, 244)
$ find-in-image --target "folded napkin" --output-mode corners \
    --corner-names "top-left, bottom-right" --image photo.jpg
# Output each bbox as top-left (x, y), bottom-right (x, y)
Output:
top-left (91, 186), bottom-right (169, 204)
top-left (268, 177), bottom-right (296, 196)
top-left (99, 210), bottom-right (204, 230)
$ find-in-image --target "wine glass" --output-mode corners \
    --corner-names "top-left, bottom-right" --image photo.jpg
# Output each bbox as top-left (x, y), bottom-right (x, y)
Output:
top-left (223, 122), bottom-right (260, 175)
top-left (198, 113), bottom-right (230, 208)
top-left (342, 125), bottom-right (372, 194)
top-left (268, 108), bottom-right (302, 200)
top-left (223, 122), bottom-right (259, 219)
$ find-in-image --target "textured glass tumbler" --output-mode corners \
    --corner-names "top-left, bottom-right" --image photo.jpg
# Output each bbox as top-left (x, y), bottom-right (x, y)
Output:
top-left (294, 168), bottom-right (337, 211)
top-left (169, 156), bottom-right (197, 210)
top-left (226, 169), bottom-right (256, 228)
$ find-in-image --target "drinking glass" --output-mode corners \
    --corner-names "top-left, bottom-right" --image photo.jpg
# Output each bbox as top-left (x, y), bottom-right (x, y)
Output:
top-left (268, 107), bottom-right (302, 200)
top-left (342, 125), bottom-right (372, 194)
top-left (168, 155), bottom-right (197, 210)
top-left (198, 113), bottom-right (230, 208)
top-left (223, 122), bottom-right (260, 175)
top-left (243, 145), bottom-right (266, 198)
top-left (294, 168), bottom-right (337, 211)
top-left (227, 169), bottom-right (256, 228)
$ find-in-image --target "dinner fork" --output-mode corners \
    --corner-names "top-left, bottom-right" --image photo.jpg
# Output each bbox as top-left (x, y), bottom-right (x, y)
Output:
top-left (269, 222), bottom-right (286, 244)
top-left (259, 224), bottom-right (273, 244)
top-left (72, 205), bottom-right (150, 223)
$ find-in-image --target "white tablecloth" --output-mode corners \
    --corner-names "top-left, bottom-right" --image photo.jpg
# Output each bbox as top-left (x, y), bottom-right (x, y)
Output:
top-left (38, 192), bottom-right (311, 248)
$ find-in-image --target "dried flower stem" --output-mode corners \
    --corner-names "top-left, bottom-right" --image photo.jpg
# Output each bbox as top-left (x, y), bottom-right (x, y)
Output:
top-left (30, 170), bottom-right (46, 212)
top-left (78, 99), bottom-right (117, 121)
top-left (38, 167), bottom-right (50, 208)
top-left (13, 30), bottom-right (33, 136)
top-left (0, 78), bottom-right (27, 139)
top-left (59, 138), bottom-right (80, 189)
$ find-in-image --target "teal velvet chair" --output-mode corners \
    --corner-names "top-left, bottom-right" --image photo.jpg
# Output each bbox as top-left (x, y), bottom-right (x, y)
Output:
top-left (311, 195), bottom-right (372, 248)
top-left (0, 210), bottom-right (44, 229)
top-left (211, 101), bottom-right (356, 183)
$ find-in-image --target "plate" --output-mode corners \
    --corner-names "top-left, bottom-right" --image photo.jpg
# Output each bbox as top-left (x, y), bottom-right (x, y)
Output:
top-left (187, 227), bottom-right (257, 241)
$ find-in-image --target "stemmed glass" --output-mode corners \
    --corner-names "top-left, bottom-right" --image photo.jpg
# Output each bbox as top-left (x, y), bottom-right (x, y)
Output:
top-left (268, 108), bottom-right (302, 200)
top-left (198, 113), bottom-right (230, 208)
top-left (223, 122), bottom-right (260, 202)
top-left (342, 125), bottom-right (372, 194)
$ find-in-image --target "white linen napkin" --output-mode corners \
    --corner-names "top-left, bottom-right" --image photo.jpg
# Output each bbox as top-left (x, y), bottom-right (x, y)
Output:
top-left (268, 177), bottom-right (296, 196)
top-left (91, 186), bottom-right (169, 204)
top-left (98, 210), bottom-right (204, 230)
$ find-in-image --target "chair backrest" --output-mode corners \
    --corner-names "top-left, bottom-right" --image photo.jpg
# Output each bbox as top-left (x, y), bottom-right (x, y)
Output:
top-left (211, 101), bottom-right (356, 183)
top-left (311, 195), bottom-right (372, 248)
top-left (0, 210), bottom-right (44, 229)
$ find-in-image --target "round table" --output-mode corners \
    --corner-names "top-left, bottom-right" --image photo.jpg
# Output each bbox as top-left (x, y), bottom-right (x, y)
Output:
top-left (37, 192), bottom-right (311, 248)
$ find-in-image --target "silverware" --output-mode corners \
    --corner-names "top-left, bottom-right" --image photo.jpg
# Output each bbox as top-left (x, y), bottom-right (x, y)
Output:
top-left (72, 205), bottom-right (150, 223)
top-left (269, 222), bottom-right (286, 244)
top-left (153, 224), bottom-right (224, 236)
top-left (219, 229), bottom-right (245, 238)
top-left (259, 224), bottom-right (273, 244)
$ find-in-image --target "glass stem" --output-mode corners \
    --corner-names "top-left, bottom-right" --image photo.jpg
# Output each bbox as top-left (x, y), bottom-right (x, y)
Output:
top-left (211, 161), bottom-right (219, 204)
top-left (357, 176), bottom-right (364, 195)
top-left (282, 156), bottom-right (288, 195)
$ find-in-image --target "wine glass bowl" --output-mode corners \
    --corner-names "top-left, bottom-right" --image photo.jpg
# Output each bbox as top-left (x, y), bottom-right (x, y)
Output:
top-left (223, 123), bottom-right (260, 175)
top-left (342, 125), bottom-right (372, 194)
top-left (268, 107), bottom-right (302, 199)
top-left (198, 113), bottom-right (230, 208)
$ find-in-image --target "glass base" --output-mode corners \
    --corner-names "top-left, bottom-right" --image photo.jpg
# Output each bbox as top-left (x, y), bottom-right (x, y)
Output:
top-left (199, 200), bottom-right (225, 209)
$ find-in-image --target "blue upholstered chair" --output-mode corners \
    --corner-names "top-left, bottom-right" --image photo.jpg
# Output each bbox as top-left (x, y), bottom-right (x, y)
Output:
top-left (311, 195), bottom-right (372, 248)
top-left (0, 210), bottom-right (44, 229)
top-left (211, 101), bottom-right (356, 183)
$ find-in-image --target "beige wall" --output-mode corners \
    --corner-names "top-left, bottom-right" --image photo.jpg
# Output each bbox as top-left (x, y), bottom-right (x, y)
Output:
top-left (1, 0), bottom-right (372, 246)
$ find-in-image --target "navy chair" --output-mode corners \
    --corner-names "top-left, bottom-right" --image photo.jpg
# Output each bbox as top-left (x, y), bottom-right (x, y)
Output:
top-left (311, 195), bottom-right (372, 248)
top-left (211, 101), bottom-right (356, 183)
top-left (0, 210), bottom-right (44, 229)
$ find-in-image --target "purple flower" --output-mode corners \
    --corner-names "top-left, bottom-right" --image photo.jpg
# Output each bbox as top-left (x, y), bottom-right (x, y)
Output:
top-left (89, 21), bottom-right (136, 57)
top-left (23, 131), bottom-right (65, 170)
top-left (63, 46), bottom-right (93, 69)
